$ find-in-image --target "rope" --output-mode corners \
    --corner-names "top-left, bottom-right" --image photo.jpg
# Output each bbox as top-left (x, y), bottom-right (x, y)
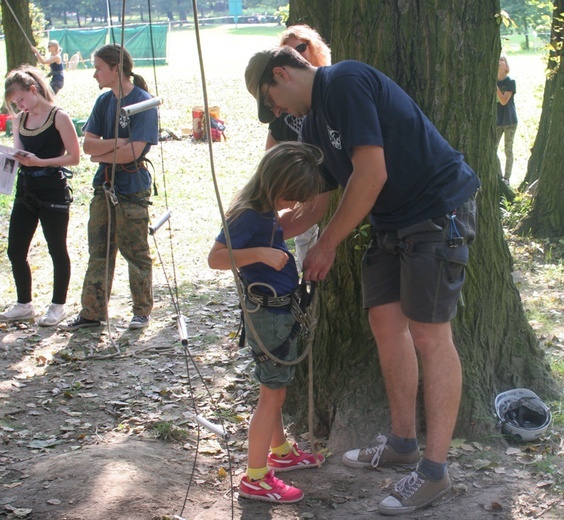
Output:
top-left (186, 6), bottom-right (321, 517)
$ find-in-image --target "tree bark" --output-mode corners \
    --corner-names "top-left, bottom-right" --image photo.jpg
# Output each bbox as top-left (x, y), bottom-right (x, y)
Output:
top-left (1, 0), bottom-right (35, 72)
top-left (517, 0), bottom-right (564, 237)
top-left (286, 0), bottom-right (554, 451)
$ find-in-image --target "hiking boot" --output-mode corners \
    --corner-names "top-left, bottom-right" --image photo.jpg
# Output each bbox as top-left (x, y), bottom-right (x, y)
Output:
top-left (38, 303), bottom-right (66, 327)
top-left (129, 315), bottom-right (150, 330)
top-left (59, 315), bottom-right (101, 331)
top-left (268, 443), bottom-right (325, 472)
top-left (239, 470), bottom-right (304, 504)
top-left (379, 470), bottom-right (451, 516)
top-left (342, 435), bottom-right (420, 469)
top-left (0, 303), bottom-right (35, 322)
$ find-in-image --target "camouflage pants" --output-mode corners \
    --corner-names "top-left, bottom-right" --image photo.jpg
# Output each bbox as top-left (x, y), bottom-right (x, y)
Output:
top-left (80, 189), bottom-right (153, 321)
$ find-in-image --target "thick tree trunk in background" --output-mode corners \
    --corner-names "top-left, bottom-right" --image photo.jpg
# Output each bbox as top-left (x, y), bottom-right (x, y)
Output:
top-left (518, 1), bottom-right (564, 237)
top-left (1, 0), bottom-right (35, 72)
top-left (287, 0), bottom-right (554, 452)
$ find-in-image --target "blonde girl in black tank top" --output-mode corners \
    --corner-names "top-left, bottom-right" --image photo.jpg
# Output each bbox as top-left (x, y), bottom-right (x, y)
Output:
top-left (0, 65), bottom-right (80, 326)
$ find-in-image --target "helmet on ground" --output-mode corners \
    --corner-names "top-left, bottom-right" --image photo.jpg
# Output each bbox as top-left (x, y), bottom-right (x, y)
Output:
top-left (495, 388), bottom-right (551, 442)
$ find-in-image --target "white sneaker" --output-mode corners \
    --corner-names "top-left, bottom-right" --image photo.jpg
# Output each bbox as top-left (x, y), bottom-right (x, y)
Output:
top-left (0, 302), bottom-right (35, 322)
top-left (38, 303), bottom-right (67, 327)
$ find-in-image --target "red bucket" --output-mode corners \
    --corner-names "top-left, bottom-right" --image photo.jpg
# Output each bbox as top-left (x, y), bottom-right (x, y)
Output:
top-left (192, 106), bottom-right (204, 140)
top-left (0, 114), bottom-right (11, 132)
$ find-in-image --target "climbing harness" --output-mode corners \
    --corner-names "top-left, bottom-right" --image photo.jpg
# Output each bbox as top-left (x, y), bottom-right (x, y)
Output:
top-left (239, 278), bottom-right (317, 364)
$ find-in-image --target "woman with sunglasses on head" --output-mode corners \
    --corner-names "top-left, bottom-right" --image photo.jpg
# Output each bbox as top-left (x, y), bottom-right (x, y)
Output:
top-left (265, 25), bottom-right (331, 272)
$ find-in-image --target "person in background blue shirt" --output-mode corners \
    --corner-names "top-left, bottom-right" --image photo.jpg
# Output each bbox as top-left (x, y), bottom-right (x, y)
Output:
top-left (496, 56), bottom-right (518, 184)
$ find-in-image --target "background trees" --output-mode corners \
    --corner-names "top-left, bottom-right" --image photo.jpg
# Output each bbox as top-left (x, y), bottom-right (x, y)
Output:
top-left (286, 0), bottom-right (554, 450)
top-left (29, 0), bottom-right (287, 26)
top-left (518, 0), bottom-right (564, 238)
top-left (0, 0), bottom-right (35, 72)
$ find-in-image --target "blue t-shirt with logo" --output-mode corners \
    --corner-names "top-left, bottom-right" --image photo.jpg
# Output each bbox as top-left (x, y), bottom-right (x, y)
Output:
top-left (216, 209), bottom-right (298, 297)
top-left (84, 86), bottom-right (158, 195)
top-left (301, 61), bottom-right (481, 230)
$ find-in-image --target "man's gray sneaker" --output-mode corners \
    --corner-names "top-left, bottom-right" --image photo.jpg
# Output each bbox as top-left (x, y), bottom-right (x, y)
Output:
top-left (129, 315), bottom-right (150, 330)
top-left (59, 315), bottom-right (101, 331)
top-left (379, 470), bottom-right (451, 516)
top-left (342, 435), bottom-right (420, 469)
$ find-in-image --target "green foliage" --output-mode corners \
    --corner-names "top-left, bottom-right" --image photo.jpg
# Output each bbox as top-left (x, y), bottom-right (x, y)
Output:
top-left (500, 0), bottom-right (553, 50)
top-left (275, 4), bottom-right (289, 24)
top-left (151, 421), bottom-right (189, 441)
top-left (30, 3), bottom-right (47, 39)
top-left (353, 223), bottom-right (371, 252)
top-left (501, 190), bottom-right (534, 231)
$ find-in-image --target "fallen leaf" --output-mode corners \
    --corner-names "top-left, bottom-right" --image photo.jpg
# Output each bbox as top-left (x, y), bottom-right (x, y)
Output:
top-left (536, 480), bottom-right (554, 488)
top-left (378, 478), bottom-right (393, 490)
top-left (472, 458), bottom-right (492, 470)
top-left (4, 505), bottom-right (33, 518)
top-left (3, 482), bottom-right (23, 488)
top-left (27, 439), bottom-right (63, 449)
top-left (505, 447), bottom-right (521, 455)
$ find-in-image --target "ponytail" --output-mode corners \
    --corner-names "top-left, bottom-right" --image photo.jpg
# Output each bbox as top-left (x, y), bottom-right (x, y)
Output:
top-left (132, 73), bottom-right (149, 93)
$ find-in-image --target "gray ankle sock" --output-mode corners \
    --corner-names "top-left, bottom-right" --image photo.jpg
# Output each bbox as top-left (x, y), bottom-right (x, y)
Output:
top-left (387, 433), bottom-right (418, 454)
top-left (417, 458), bottom-right (447, 481)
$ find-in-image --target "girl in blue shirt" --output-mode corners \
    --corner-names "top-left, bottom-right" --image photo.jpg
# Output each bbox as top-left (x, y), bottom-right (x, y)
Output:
top-left (208, 142), bottom-right (326, 504)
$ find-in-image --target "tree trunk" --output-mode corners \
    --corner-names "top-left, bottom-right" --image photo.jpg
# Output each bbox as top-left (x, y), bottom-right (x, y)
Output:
top-left (286, 0), bottom-right (554, 452)
top-left (1, 0), bottom-right (35, 72)
top-left (517, 1), bottom-right (564, 237)
top-left (520, 1), bottom-right (562, 191)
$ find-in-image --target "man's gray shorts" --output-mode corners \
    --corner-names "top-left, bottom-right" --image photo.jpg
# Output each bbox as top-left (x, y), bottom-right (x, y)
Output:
top-left (361, 196), bottom-right (477, 323)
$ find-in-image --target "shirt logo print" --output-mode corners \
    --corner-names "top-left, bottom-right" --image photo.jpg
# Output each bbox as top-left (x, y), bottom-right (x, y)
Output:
top-left (327, 125), bottom-right (341, 150)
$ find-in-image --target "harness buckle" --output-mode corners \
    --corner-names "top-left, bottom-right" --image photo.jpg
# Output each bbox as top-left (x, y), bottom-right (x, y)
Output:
top-left (447, 237), bottom-right (465, 248)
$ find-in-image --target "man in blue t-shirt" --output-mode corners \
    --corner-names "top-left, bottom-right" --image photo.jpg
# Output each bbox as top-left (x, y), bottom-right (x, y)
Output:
top-left (245, 47), bottom-right (481, 515)
top-left (61, 45), bottom-right (158, 332)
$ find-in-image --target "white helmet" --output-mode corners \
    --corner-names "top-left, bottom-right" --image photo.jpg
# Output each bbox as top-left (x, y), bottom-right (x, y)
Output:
top-left (495, 388), bottom-right (552, 442)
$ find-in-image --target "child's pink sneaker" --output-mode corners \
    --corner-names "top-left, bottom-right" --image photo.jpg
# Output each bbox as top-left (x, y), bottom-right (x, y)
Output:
top-left (268, 443), bottom-right (325, 472)
top-left (239, 470), bottom-right (304, 503)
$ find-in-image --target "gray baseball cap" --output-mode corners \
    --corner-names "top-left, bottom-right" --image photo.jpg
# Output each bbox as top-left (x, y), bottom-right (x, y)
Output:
top-left (245, 48), bottom-right (278, 124)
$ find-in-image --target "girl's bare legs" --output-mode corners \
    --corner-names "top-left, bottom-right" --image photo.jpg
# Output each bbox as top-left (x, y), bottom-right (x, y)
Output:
top-left (247, 385), bottom-right (287, 470)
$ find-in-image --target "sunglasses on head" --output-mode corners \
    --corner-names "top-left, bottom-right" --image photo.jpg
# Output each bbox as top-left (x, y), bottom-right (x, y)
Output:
top-left (294, 42), bottom-right (308, 54)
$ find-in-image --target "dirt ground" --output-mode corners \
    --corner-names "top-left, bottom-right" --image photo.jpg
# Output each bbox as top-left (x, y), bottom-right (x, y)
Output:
top-left (0, 204), bottom-right (562, 520)
top-left (1, 270), bottom-right (563, 520)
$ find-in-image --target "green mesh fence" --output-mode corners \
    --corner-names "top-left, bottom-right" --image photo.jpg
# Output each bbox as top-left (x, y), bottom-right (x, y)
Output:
top-left (49, 24), bottom-right (169, 67)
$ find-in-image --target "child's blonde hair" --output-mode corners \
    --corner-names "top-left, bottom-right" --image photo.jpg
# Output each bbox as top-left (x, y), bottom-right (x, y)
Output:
top-left (227, 142), bottom-right (325, 223)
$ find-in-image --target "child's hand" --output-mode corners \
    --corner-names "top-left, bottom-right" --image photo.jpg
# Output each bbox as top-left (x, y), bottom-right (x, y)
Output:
top-left (261, 248), bottom-right (290, 271)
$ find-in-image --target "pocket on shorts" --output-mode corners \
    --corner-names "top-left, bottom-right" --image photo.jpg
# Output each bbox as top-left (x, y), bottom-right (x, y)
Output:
top-left (246, 307), bottom-right (294, 350)
top-left (454, 198), bottom-right (477, 244)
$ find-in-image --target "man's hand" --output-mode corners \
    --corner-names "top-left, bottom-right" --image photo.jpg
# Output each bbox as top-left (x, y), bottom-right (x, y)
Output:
top-left (303, 240), bottom-right (336, 281)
